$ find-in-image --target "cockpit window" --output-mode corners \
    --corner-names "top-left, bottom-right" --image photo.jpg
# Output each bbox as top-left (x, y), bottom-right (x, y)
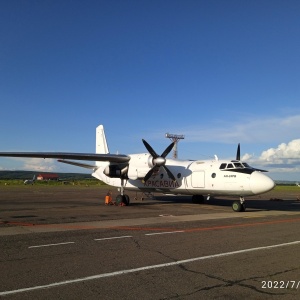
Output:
top-left (234, 162), bottom-right (243, 168)
top-left (219, 163), bottom-right (227, 169)
top-left (220, 162), bottom-right (251, 170)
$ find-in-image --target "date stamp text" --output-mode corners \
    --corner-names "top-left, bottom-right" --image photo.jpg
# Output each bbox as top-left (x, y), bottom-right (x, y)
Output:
top-left (262, 281), bottom-right (300, 289)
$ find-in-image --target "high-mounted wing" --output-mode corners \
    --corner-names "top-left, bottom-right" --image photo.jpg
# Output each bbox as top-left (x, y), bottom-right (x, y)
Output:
top-left (58, 160), bottom-right (98, 170)
top-left (0, 152), bottom-right (130, 163)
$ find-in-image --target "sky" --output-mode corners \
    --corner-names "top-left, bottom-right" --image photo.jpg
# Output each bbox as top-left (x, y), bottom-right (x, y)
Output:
top-left (0, 0), bottom-right (300, 181)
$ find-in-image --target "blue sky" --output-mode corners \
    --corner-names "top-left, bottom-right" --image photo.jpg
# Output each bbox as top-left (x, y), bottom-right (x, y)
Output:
top-left (1, 0), bottom-right (300, 180)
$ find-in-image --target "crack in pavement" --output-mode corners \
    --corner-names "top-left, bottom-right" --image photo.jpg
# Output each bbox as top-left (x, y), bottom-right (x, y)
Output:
top-left (160, 264), bottom-right (300, 299)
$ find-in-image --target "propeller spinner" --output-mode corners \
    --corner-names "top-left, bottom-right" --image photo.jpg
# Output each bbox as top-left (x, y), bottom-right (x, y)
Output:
top-left (142, 139), bottom-right (176, 182)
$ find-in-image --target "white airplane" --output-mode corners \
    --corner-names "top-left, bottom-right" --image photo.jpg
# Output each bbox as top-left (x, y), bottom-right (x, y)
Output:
top-left (0, 125), bottom-right (275, 212)
top-left (24, 175), bottom-right (36, 185)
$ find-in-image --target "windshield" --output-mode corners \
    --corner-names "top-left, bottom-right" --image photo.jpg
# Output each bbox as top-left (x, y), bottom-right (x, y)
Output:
top-left (242, 162), bottom-right (251, 168)
top-left (233, 162), bottom-right (243, 168)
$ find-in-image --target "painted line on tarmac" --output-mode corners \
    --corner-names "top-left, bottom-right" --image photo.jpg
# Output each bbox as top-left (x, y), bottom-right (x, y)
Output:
top-left (145, 230), bottom-right (184, 236)
top-left (94, 235), bottom-right (132, 241)
top-left (28, 242), bottom-right (75, 249)
top-left (1, 240), bottom-right (300, 296)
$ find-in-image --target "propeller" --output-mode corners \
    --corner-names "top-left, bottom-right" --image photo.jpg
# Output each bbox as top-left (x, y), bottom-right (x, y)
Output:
top-left (236, 143), bottom-right (241, 160)
top-left (235, 143), bottom-right (268, 172)
top-left (142, 139), bottom-right (176, 182)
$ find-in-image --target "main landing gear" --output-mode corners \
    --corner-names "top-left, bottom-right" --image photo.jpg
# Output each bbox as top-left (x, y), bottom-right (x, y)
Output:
top-left (115, 179), bottom-right (130, 206)
top-left (232, 197), bottom-right (246, 212)
top-left (115, 194), bottom-right (130, 206)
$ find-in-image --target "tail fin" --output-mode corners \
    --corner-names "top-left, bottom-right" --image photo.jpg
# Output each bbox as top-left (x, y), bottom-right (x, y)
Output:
top-left (96, 125), bottom-right (109, 154)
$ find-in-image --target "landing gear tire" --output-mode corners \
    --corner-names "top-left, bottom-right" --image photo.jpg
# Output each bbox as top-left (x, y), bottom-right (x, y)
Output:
top-left (192, 195), bottom-right (205, 204)
top-left (115, 194), bottom-right (130, 206)
top-left (123, 194), bottom-right (130, 206)
top-left (232, 201), bottom-right (246, 212)
top-left (116, 194), bottom-right (123, 205)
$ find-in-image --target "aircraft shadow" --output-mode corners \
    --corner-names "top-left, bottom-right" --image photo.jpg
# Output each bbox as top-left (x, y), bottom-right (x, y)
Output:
top-left (130, 194), bottom-right (300, 212)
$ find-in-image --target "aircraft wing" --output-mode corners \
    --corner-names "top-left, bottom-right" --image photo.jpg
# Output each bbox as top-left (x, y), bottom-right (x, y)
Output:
top-left (0, 152), bottom-right (130, 163)
top-left (57, 159), bottom-right (97, 170)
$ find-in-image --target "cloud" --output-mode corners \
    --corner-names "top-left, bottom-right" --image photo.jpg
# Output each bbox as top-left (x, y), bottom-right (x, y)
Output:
top-left (0, 157), bottom-right (90, 173)
top-left (260, 139), bottom-right (300, 161)
top-left (23, 158), bottom-right (58, 172)
top-left (5, 157), bottom-right (60, 172)
top-left (180, 114), bottom-right (300, 144)
top-left (242, 139), bottom-right (300, 172)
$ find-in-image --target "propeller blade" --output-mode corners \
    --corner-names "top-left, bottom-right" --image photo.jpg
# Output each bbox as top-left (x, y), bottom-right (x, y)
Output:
top-left (236, 143), bottom-right (240, 160)
top-left (163, 165), bottom-right (176, 181)
top-left (161, 142), bottom-right (175, 158)
top-left (143, 167), bottom-right (158, 183)
top-left (142, 139), bottom-right (158, 158)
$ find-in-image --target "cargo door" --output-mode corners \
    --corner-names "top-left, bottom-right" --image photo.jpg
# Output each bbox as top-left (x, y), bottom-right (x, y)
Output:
top-left (191, 171), bottom-right (205, 188)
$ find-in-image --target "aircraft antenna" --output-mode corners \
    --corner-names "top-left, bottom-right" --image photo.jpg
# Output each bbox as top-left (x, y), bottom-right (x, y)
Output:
top-left (165, 133), bottom-right (185, 159)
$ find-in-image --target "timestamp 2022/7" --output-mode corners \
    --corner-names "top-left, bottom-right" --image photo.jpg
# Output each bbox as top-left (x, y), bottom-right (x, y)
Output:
top-left (262, 281), bottom-right (300, 289)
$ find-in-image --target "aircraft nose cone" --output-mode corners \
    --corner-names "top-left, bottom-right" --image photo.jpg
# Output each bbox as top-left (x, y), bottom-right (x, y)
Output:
top-left (250, 171), bottom-right (275, 195)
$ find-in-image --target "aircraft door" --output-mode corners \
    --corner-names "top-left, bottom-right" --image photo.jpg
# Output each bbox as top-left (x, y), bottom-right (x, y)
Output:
top-left (191, 171), bottom-right (205, 188)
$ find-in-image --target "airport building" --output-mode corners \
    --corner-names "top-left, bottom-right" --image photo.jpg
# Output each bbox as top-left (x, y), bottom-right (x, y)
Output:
top-left (36, 173), bottom-right (59, 181)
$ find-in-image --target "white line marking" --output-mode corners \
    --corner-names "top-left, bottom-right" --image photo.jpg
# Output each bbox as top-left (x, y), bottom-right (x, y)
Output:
top-left (2, 240), bottom-right (300, 296)
top-left (28, 242), bottom-right (75, 249)
top-left (145, 231), bottom-right (185, 236)
top-left (94, 235), bottom-right (132, 241)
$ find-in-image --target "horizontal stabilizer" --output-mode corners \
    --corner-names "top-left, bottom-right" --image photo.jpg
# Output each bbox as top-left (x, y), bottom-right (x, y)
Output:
top-left (58, 159), bottom-right (97, 170)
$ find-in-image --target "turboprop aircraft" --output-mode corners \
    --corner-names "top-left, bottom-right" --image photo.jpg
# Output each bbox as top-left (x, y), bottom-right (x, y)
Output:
top-left (0, 125), bottom-right (275, 212)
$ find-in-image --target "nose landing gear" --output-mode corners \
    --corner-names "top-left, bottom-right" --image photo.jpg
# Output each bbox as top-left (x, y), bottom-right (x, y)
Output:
top-left (232, 197), bottom-right (246, 212)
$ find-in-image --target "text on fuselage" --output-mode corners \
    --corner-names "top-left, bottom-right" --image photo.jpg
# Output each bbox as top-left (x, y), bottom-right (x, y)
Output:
top-left (143, 180), bottom-right (180, 188)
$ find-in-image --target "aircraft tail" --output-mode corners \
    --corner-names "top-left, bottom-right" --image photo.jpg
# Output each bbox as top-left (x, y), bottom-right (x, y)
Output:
top-left (96, 125), bottom-right (109, 167)
top-left (96, 125), bottom-right (109, 153)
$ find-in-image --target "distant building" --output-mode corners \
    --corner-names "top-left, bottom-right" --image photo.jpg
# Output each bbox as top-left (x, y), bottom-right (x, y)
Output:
top-left (36, 173), bottom-right (59, 181)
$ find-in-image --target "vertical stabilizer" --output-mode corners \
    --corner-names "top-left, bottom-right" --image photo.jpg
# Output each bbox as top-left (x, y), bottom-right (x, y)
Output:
top-left (96, 125), bottom-right (109, 154)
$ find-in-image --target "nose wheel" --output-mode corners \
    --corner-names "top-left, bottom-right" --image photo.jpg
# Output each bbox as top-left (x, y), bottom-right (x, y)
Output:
top-left (232, 197), bottom-right (246, 212)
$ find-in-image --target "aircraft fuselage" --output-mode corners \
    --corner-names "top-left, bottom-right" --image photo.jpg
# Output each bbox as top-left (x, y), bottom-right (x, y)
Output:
top-left (92, 156), bottom-right (275, 198)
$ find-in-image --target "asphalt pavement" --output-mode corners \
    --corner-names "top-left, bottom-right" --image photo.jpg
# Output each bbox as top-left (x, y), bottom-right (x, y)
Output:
top-left (1, 185), bottom-right (300, 299)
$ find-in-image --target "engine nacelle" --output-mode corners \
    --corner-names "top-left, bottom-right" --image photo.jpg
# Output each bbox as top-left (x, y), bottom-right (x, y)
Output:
top-left (103, 164), bottom-right (128, 178)
top-left (127, 153), bottom-right (152, 180)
